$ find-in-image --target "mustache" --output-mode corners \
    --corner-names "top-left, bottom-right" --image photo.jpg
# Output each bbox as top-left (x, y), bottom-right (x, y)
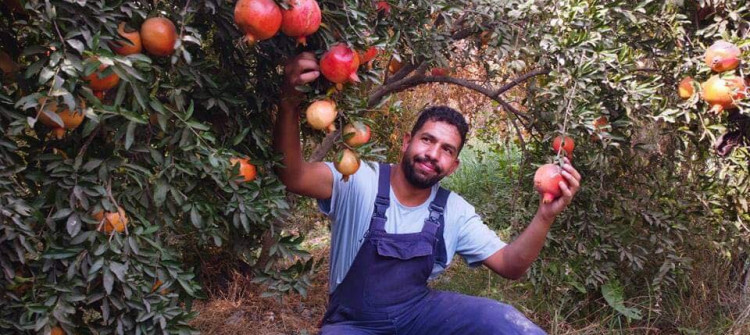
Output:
top-left (413, 155), bottom-right (442, 174)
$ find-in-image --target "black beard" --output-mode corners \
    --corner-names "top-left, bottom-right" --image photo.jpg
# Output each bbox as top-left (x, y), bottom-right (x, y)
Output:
top-left (402, 154), bottom-right (443, 189)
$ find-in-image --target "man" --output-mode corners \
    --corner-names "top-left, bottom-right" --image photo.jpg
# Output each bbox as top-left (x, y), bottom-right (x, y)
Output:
top-left (274, 52), bottom-right (581, 334)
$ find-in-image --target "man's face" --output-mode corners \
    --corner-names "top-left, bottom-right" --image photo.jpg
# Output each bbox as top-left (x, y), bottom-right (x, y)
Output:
top-left (400, 120), bottom-right (462, 189)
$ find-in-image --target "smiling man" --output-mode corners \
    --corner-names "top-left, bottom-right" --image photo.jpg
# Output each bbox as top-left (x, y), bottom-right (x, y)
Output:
top-left (274, 52), bottom-right (582, 335)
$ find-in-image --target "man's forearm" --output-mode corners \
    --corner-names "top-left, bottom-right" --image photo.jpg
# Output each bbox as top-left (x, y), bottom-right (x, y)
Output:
top-left (272, 99), bottom-right (304, 185)
top-left (490, 212), bottom-right (555, 279)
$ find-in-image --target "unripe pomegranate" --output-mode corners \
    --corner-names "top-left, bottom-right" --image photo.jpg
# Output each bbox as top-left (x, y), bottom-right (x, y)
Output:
top-left (678, 76), bottom-right (694, 99)
top-left (334, 149), bottom-right (360, 181)
top-left (234, 0), bottom-right (282, 45)
top-left (306, 99), bottom-right (337, 130)
top-left (109, 22), bottom-right (142, 56)
top-left (343, 121), bottom-right (371, 147)
top-left (141, 17), bottom-right (178, 57)
top-left (705, 40), bottom-right (741, 73)
top-left (359, 46), bottom-right (379, 64)
top-left (701, 75), bottom-right (746, 114)
top-left (534, 164), bottom-right (567, 204)
top-left (552, 136), bottom-right (574, 158)
top-left (85, 64), bottom-right (120, 91)
top-left (280, 0), bottom-right (321, 46)
top-left (320, 44), bottom-right (360, 90)
top-left (230, 157), bottom-right (257, 182)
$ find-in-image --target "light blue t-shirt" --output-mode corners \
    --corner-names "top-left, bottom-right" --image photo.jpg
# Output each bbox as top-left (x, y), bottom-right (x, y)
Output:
top-left (318, 161), bottom-right (507, 294)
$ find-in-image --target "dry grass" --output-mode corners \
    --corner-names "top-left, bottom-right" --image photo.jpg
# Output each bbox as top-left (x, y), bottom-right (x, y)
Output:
top-left (190, 246), bottom-right (330, 335)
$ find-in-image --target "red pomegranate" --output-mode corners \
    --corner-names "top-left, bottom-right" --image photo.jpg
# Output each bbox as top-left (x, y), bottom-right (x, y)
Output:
top-left (85, 63), bottom-right (120, 91)
top-left (343, 121), bottom-right (371, 147)
top-left (701, 75), bottom-right (746, 114)
top-left (305, 99), bottom-right (337, 130)
top-left (281, 0), bottom-right (321, 46)
top-left (534, 164), bottom-right (567, 204)
top-left (705, 40), bottom-right (741, 73)
top-left (376, 1), bottom-right (391, 15)
top-left (431, 67), bottom-right (449, 76)
top-left (109, 22), bottom-right (142, 56)
top-left (359, 46), bottom-right (379, 64)
top-left (234, 0), bottom-right (282, 45)
top-left (552, 136), bottom-right (574, 158)
top-left (141, 17), bottom-right (178, 57)
top-left (678, 76), bottom-right (694, 99)
top-left (230, 158), bottom-right (257, 182)
top-left (320, 44), bottom-right (360, 90)
top-left (335, 149), bottom-right (360, 181)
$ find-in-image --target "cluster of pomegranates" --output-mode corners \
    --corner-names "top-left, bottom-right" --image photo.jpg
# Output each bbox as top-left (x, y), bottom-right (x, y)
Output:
top-left (534, 136), bottom-right (574, 204)
top-left (234, 0), bottom-right (321, 45)
top-left (679, 40), bottom-right (746, 115)
top-left (37, 17), bottom-right (179, 139)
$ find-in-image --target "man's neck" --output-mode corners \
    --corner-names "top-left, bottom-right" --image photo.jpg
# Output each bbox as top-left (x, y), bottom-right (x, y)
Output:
top-left (390, 162), bottom-right (432, 207)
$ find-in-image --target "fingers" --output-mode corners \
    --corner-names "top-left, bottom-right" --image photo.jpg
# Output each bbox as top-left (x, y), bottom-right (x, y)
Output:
top-left (284, 53), bottom-right (321, 86)
top-left (298, 70), bottom-right (320, 84)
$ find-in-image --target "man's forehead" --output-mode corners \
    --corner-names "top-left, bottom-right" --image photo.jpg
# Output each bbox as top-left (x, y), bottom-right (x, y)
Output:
top-left (414, 120), bottom-right (461, 146)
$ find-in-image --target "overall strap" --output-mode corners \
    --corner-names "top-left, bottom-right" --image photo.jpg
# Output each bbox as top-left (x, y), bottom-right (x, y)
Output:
top-left (424, 187), bottom-right (450, 268)
top-left (370, 163), bottom-right (391, 232)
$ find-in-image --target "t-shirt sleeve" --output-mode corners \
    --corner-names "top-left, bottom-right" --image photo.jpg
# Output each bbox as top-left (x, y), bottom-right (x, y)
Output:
top-left (317, 162), bottom-right (340, 217)
top-left (454, 202), bottom-right (507, 267)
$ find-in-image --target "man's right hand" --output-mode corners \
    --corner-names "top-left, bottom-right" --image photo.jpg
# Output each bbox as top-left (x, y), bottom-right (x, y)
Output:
top-left (281, 52), bottom-right (320, 108)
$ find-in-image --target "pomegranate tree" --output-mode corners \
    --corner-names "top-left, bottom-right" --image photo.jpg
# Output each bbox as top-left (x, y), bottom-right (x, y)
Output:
top-left (280, 0), bottom-right (321, 46)
top-left (534, 164), bottom-right (567, 204)
top-left (234, 0), bottom-right (282, 45)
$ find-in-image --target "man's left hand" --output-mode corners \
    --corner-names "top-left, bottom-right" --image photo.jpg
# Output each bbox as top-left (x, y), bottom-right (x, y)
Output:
top-left (537, 157), bottom-right (581, 221)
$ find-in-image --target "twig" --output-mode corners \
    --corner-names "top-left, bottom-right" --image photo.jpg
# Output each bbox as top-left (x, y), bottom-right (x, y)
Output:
top-left (52, 20), bottom-right (68, 54)
top-left (76, 125), bottom-right (101, 159)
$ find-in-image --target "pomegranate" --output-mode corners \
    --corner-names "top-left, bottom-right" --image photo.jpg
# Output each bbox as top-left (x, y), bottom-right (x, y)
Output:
top-left (701, 75), bottom-right (746, 114)
top-left (480, 31), bottom-right (492, 46)
top-left (141, 17), bottom-right (178, 57)
top-left (343, 121), bottom-right (371, 147)
top-left (93, 206), bottom-right (128, 233)
top-left (280, 0), bottom-right (321, 46)
top-left (38, 98), bottom-right (86, 139)
top-left (234, 0), bottom-right (282, 45)
top-left (376, 1), bottom-right (391, 15)
top-left (593, 116), bottom-right (608, 130)
top-left (431, 67), bottom-right (449, 76)
top-left (109, 22), bottom-right (142, 56)
top-left (705, 40), bottom-right (741, 73)
top-left (305, 99), bottom-right (337, 130)
top-left (552, 135), bottom-right (574, 158)
top-left (320, 44), bottom-right (360, 90)
top-left (334, 149), bottom-right (360, 181)
top-left (534, 164), bottom-right (567, 204)
top-left (85, 63), bottom-right (120, 91)
top-left (388, 58), bottom-right (403, 74)
top-left (230, 157), bottom-right (257, 182)
top-left (678, 76), bottom-right (694, 99)
top-left (359, 46), bottom-right (379, 64)
top-left (93, 90), bottom-right (105, 100)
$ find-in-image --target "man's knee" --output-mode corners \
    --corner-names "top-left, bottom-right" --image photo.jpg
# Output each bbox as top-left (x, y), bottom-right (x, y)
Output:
top-left (474, 301), bottom-right (546, 334)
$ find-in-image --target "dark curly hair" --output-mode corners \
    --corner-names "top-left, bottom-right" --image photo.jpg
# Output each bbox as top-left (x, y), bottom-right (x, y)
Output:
top-left (410, 106), bottom-right (469, 152)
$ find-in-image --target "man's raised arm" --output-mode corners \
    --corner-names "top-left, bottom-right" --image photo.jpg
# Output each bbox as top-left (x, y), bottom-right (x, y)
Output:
top-left (273, 52), bottom-right (333, 199)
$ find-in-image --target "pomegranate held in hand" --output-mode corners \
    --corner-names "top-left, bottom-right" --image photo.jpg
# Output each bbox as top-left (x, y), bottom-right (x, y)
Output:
top-left (235, 0), bottom-right (282, 45)
top-left (281, 0), bottom-right (321, 46)
top-left (534, 164), bottom-right (567, 204)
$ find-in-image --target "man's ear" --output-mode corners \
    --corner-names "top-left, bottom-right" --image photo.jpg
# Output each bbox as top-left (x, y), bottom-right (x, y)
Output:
top-left (446, 158), bottom-right (460, 177)
top-left (401, 132), bottom-right (412, 155)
